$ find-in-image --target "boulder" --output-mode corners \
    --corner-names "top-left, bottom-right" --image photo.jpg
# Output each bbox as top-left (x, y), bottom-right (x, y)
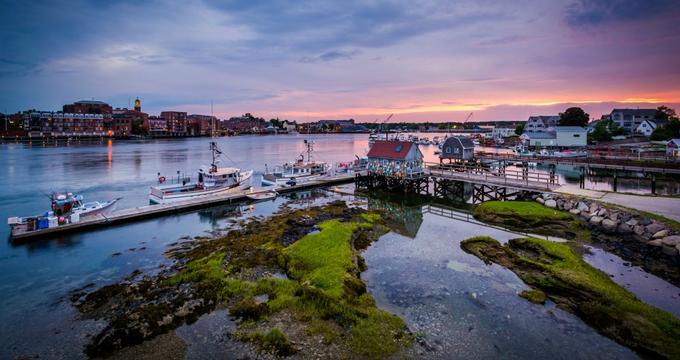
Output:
top-left (646, 223), bottom-right (665, 235)
top-left (576, 202), bottom-right (589, 212)
top-left (640, 219), bottom-right (652, 226)
top-left (542, 193), bottom-right (553, 200)
top-left (662, 245), bottom-right (678, 257)
top-left (661, 235), bottom-right (680, 247)
top-left (569, 208), bottom-right (581, 215)
top-left (653, 230), bottom-right (670, 239)
top-left (545, 199), bottom-right (557, 208)
top-left (676, 244), bottom-right (680, 254)
top-left (648, 239), bottom-right (663, 247)
top-left (633, 225), bottom-right (646, 236)
top-left (625, 219), bottom-right (638, 227)
top-left (589, 216), bottom-right (603, 225)
top-left (617, 223), bottom-right (632, 233)
top-left (602, 219), bottom-right (618, 232)
top-left (580, 211), bottom-right (590, 218)
top-left (609, 212), bottom-right (619, 222)
top-left (597, 209), bottom-right (608, 217)
top-left (556, 200), bottom-right (565, 210)
top-left (536, 197), bottom-right (545, 205)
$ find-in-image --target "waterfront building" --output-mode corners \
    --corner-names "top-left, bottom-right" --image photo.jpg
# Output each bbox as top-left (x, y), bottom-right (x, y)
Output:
top-left (520, 126), bottom-right (587, 148)
top-left (111, 108), bottom-right (149, 137)
top-left (147, 116), bottom-right (167, 136)
top-left (635, 119), bottom-right (667, 137)
top-left (524, 115), bottom-right (560, 133)
top-left (187, 114), bottom-right (217, 136)
top-left (609, 108), bottom-right (656, 133)
top-left (440, 136), bottom-right (475, 162)
top-left (366, 140), bottom-right (424, 177)
top-left (282, 120), bottom-right (297, 132)
top-left (63, 100), bottom-right (113, 115)
top-left (160, 111), bottom-right (188, 136)
top-left (224, 116), bottom-right (266, 134)
top-left (23, 112), bottom-right (105, 137)
top-left (491, 125), bottom-right (516, 138)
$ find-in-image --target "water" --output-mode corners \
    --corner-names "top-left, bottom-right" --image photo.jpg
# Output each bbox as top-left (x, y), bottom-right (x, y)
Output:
top-left (0, 134), bottom-right (678, 358)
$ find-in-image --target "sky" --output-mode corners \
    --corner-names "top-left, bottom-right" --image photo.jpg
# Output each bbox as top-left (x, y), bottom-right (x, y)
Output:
top-left (1, 0), bottom-right (680, 122)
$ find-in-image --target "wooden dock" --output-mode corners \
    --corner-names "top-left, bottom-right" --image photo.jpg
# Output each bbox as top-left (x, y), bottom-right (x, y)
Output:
top-left (475, 153), bottom-right (680, 174)
top-left (425, 162), bottom-right (559, 192)
top-left (10, 173), bottom-right (359, 241)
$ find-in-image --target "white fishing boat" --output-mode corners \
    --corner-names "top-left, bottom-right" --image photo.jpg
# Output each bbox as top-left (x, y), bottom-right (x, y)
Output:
top-left (262, 140), bottom-right (330, 187)
top-left (368, 132), bottom-right (387, 147)
top-left (246, 189), bottom-right (278, 201)
top-left (149, 142), bottom-right (253, 204)
top-left (8, 192), bottom-right (120, 238)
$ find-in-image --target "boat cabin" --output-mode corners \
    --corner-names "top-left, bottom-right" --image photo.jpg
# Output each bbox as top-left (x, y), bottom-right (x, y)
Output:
top-left (198, 166), bottom-right (242, 189)
top-left (366, 140), bottom-right (424, 178)
top-left (439, 136), bottom-right (475, 163)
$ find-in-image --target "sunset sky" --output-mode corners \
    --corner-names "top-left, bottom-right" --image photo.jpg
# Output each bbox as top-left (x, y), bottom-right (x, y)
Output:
top-left (1, 0), bottom-right (679, 122)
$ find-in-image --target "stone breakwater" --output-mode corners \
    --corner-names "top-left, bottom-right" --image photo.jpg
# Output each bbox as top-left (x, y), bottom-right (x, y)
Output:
top-left (534, 193), bottom-right (680, 259)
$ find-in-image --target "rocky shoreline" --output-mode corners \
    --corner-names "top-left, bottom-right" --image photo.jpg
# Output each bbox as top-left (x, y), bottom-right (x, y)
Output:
top-left (532, 193), bottom-right (680, 286)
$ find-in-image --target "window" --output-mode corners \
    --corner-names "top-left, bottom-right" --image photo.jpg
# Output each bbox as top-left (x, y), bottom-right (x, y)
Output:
top-left (395, 145), bottom-right (403, 152)
top-left (573, 134), bottom-right (580, 137)
top-left (445, 147), bottom-right (451, 154)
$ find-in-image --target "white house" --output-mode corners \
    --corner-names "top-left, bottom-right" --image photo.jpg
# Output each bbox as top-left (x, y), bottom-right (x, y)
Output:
top-left (524, 115), bottom-right (560, 133)
top-left (635, 119), bottom-right (666, 136)
top-left (491, 126), bottom-right (516, 138)
top-left (667, 139), bottom-right (680, 158)
top-left (520, 126), bottom-right (587, 148)
top-left (609, 108), bottom-right (656, 133)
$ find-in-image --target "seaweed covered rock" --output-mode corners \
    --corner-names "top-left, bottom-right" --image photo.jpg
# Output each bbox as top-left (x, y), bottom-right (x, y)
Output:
top-left (473, 201), bottom-right (589, 240)
top-left (73, 201), bottom-right (413, 358)
top-left (461, 236), bottom-right (680, 359)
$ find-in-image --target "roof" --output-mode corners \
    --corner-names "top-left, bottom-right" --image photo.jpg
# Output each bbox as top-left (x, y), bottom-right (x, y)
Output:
top-left (611, 109), bottom-right (657, 116)
top-left (668, 139), bottom-right (680, 146)
top-left (367, 140), bottom-right (418, 160)
top-left (555, 126), bottom-right (587, 132)
top-left (74, 100), bottom-right (109, 105)
top-left (528, 115), bottom-right (559, 122)
top-left (443, 136), bottom-right (475, 149)
top-left (522, 132), bottom-right (556, 139)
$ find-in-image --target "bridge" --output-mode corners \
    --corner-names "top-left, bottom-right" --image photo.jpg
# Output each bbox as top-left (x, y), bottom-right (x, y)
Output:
top-left (424, 162), bottom-right (559, 192)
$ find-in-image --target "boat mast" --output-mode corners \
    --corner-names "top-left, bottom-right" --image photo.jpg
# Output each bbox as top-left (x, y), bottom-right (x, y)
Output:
top-left (210, 141), bottom-right (217, 172)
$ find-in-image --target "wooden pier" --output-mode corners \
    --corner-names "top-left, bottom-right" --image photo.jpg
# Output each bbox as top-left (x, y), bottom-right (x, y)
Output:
top-left (10, 173), bottom-right (359, 241)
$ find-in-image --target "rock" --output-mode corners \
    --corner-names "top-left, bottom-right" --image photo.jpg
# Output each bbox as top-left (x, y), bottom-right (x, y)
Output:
top-left (625, 219), bottom-right (638, 227)
top-left (640, 219), bottom-right (652, 226)
top-left (589, 203), bottom-right (599, 213)
top-left (648, 239), bottom-right (663, 247)
top-left (175, 299), bottom-right (203, 318)
top-left (564, 201), bottom-right (574, 211)
top-left (646, 223), bottom-right (665, 235)
top-left (556, 200), bottom-right (565, 210)
top-left (661, 235), bottom-right (680, 247)
top-left (662, 245), bottom-right (678, 257)
top-left (542, 193), bottom-right (553, 200)
top-left (545, 199), bottom-right (557, 208)
top-left (597, 209), bottom-right (608, 217)
top-left (536, 197), bottom-right (545, 204)
top-left (157, 314), bottom-right (174, 327)
top-left (676, 244), bottom-right (680, 254)
top-left (589, 216), bottom-right (603, 225)
top-left (580, 211), bottom-right (590, 218)
top-left (653, 230), bottom-right (670, 239)
top-left (569, 208), bottom-right (581, 215)
top-left (576, 202), bottom-right (589, 212)
top-left (602, 219), bottom-right (617, 232)
top-left (609, 212), bottom-right (619, 222)
top-left (633, 225), bottom-right (646, 236)
top-left (617, 223), bottom-right (632, 233)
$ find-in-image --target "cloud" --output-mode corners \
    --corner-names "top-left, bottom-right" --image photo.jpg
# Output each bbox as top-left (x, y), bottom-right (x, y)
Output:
top-left (564, 0), bottom-right (680, 28)
top-left (299, 50), bottom-right (360, 63)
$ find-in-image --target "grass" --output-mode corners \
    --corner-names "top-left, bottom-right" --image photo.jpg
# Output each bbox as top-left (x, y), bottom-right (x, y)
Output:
top-left (461, 236), bottom-right (680, 359)
top-left (474, 201), bottom-right (572, 222)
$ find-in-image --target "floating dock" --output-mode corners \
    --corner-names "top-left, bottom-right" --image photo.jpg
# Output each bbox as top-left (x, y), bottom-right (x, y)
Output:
top-left (10, 173), bottom-right (359, 241)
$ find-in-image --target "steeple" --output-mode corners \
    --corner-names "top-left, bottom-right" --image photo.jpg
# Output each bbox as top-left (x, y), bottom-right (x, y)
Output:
top-left (134, 97), bottom-right (141, 112)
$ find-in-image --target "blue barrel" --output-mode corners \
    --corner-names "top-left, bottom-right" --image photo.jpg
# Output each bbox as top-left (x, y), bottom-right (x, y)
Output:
top-left (38, 218), bottom-right (49, 229)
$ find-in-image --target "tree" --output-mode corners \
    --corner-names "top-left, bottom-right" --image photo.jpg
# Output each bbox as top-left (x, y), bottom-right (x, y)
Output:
top-left (587, 119), bottom-right (626, 144)
top-left (559, 107), bottom-right (589, 127)
top-left (515, 123), bottom-right (525, 135)
top-left (655, 105), bottom-right (677, 121)
top-left (650, 118), bottom-right (680, 141)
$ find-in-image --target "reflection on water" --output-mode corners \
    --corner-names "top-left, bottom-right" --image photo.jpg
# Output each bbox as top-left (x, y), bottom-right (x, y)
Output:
top-left (363, 209), bottom-right (638, 359)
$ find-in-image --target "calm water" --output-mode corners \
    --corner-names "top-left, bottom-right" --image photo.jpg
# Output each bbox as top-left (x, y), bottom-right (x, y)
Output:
top-left (0, 134), bottom-right (678, 358)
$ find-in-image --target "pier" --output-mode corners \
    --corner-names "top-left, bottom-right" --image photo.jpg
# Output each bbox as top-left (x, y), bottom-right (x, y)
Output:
top-left (9, 173), bottom-right (359, 241)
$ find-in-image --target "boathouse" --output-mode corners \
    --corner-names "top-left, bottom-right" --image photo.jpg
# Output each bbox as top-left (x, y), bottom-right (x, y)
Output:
top-left (439, 136), bottom-right (475, 163)
top-left (366, 140), bottom-right (424, 178)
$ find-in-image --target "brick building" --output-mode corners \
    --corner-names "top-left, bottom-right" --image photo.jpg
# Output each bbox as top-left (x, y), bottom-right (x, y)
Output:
top-left (160, 111), bottom-right (188, 135)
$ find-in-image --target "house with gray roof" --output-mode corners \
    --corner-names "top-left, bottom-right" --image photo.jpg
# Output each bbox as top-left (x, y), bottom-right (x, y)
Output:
top-left (609, 108), bottom-right (656, 133)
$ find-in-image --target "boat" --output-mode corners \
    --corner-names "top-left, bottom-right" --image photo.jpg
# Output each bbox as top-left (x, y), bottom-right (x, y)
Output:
top-left (262, 140), bottom-right (330, 187)
top-left (246, 189), bottom-right (278, 201)
top-left (417, 137), bottom-right (431, 145)
top-left (149, 142), bottom-right (253, 204)
top-left (368, 132), bottom-right (387, 147)
top-left (8, 192), bottom-right (120, 237)
top-left (288, 130), bottom-right (300, 135)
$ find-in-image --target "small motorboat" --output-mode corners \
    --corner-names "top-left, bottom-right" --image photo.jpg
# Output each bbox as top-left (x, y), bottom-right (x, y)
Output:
top-left (246, 190), bottom-right (278, 201)
top-left (8, 192), bottom-right (120, 238)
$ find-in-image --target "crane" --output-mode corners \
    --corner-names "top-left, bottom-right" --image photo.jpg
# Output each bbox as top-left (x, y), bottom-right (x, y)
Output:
top-left (376, 113), bottom-right (394, 134)
top-left (464, 112), bottom-right (473, 122)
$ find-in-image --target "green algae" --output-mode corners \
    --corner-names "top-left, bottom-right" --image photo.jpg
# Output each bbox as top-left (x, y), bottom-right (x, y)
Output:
top-left (76, 201), bottom-right (413, 359)
top-left (473, 201), bottom-right (589, 240)
top-left (461, 236), bottom-right (680, 359)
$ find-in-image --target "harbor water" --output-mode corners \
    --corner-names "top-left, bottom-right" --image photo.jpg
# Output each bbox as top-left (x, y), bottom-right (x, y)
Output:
top-left (1, 134), bottom-right (679, 358)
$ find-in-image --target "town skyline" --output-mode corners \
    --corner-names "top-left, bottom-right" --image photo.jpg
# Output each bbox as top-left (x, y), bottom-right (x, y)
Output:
top-left (2, 0), bottom-right (679, 122)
